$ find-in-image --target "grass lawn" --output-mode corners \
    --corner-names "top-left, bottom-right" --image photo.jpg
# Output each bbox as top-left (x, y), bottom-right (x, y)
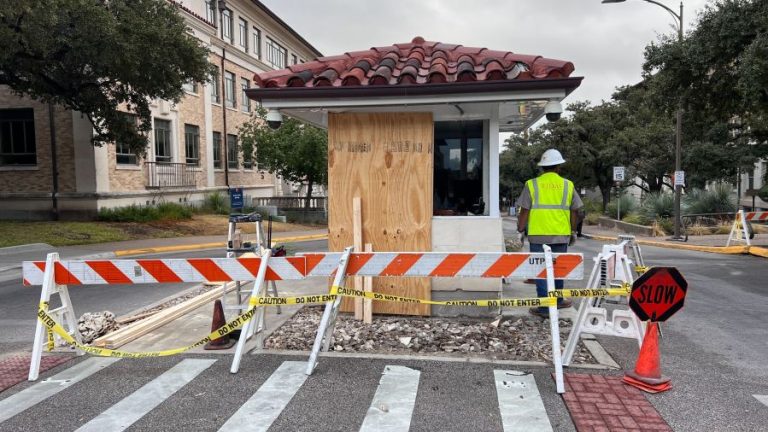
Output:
top-left (0, 215), bottom-right (321, 248)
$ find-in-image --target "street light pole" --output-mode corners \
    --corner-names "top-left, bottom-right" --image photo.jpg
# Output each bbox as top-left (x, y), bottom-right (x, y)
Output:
top-left (602, 0), bottom-right (684, 239)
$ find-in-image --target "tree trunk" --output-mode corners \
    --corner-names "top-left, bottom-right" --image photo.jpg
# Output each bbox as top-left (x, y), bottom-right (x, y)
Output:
top-left (600, 184), bottom-right (611, 213)
top-left (304, 177), bottom-right (314, 210)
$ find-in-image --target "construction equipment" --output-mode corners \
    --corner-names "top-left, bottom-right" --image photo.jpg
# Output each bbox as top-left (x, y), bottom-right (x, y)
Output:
top-left (224, 212), bottom-right (281, 315)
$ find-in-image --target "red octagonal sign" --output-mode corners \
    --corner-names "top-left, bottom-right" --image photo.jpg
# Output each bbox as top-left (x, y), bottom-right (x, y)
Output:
top-left (629, 267), bottom-right (687, 322)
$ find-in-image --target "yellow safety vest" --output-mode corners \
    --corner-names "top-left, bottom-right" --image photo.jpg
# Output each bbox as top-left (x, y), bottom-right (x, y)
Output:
top-left (526, 172), bottom-right (574, 236)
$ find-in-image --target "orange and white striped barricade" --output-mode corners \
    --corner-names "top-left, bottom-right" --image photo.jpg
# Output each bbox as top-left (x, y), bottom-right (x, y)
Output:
top-left (728, 210), bottom-right (767, 246)
top-left (561, 242), bottom-right (644, 368)
top-left (22, 250), bottom-right (308, 380)
top-left (301, 248), bottom-right (585, 394)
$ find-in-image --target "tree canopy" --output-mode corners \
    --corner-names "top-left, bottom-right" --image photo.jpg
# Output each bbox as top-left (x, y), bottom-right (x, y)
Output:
top-left (644, 0), bottom-right (768, 176)
top-left (239, 109), bottom-right (328, 204)
top-left (0, 0), bottom-right (215, 155)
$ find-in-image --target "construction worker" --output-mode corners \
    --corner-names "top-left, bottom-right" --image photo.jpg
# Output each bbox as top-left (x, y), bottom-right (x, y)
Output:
top-left (516, 149), bottom-right (583, 317)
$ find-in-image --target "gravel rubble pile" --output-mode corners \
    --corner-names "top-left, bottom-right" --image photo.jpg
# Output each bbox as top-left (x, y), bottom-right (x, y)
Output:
top-left (265, 307), bottom-right (596, 363)
top-left (77, 311), bottom-right (119, 343)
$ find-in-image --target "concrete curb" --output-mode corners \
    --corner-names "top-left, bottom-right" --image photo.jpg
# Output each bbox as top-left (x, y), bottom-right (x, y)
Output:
top-left (583, 233), bottom-right (766, 258)
top-left (113, 233), bottom-right (328, 257)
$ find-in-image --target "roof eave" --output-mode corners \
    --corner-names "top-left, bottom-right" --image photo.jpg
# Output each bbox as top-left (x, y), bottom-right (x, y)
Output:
top-left (247, 77), bottom-right (583, 103)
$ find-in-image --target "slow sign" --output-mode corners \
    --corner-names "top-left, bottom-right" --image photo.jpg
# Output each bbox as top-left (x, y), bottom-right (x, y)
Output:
top-left (629, 267), bottom-right (687, 322)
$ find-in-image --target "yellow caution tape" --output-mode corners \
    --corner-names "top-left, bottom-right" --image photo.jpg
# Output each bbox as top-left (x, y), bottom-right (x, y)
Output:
top-left (36, 284), bottom-right (633, 358)
top-left (635, 266), bottom-right (649, 274)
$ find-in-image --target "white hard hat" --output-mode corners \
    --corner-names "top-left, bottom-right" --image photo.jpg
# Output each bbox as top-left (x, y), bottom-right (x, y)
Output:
top-left (537, 149), bottom-right (566, 167)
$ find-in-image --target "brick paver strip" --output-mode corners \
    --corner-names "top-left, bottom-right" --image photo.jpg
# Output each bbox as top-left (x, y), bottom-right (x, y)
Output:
top-left (0, 354), bottom-right (72, 393)
top-left (561, 373), bottom-right (672, 432)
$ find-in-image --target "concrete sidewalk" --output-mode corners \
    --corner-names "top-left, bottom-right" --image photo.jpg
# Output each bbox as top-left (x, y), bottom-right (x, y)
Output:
top-left (0, 229), bottom-right (328, 273)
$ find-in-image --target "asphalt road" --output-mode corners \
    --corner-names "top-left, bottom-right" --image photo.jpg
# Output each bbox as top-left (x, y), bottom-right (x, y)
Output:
top-left (2, 231), bottom-right (768, 430)
top-left (0, 240), bottom-right (329, 355)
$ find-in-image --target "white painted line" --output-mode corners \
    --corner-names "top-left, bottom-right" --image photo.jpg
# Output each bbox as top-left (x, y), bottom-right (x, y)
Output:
top-left (218, 361), bottom-right (308, 432)
top-left (359, 365), bottom-right (420, 432)
top-left (755, 394), bottom-right (768, 408)
top-left (0, 358), bottom-right (120, 424)
top-left (76, 359), bottom-right (215, 432)
top-left (494, 370), bottom-right (553, 432)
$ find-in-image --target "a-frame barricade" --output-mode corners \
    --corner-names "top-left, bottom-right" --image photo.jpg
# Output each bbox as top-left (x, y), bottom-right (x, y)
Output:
top-left (302, 247), bottom-right (585, 394)
top-left (561, 241), bottom-right (644, 367)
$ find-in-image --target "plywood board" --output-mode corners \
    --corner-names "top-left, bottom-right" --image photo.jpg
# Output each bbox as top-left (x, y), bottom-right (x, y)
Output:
top-left (328, 112), bottom-right (433, 316)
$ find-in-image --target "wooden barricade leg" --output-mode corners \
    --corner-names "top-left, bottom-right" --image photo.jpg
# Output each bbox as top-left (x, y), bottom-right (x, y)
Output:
top-left (305, 247), bottom-right (352, 376)
top-left (29, 253), bottom-right (57, 381)
top-left (230, 249), bottom-right (272, 374)
top-left (543, 245), bottom-right (565, 394)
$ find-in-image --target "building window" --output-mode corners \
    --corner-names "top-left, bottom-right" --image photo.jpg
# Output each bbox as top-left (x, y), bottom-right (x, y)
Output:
top-left (211, 66), bottom-right (221, 104)
top-left (182, 80), bottom-right (197, 94)
top-left (238, 18), bottom-right (248, 50)
top-left (212, 131), bottom-right (222, 169)
top-left (241, 78), bottom-right (251, 112)
top-left (433, 121), bottom-right (485, 216)
top-left (221, 9), bottom-right (233, 43)
top-left (0, 108), bottom-right (36, 166)
top-left (291, 54), bottom-right (298, 65)
top-left (227, 134), bottom-right (238, 169)
top-left (184, 124), bottom-right (200, 166)
top-left (252, 27), bottom-right (261, 58)
top-left (115, 113), bottom-right (138, 165)
top-left (205, 0), bottom-right (216, 23)
top-left (266, 37), bottom-right (287, 69)
top-left (154, 119), bottom-right (172, 163)
top-left (224, 71), bottom-right (236, 108)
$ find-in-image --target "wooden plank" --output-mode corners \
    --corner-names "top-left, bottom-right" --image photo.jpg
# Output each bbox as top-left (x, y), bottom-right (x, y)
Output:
top-left (329, 112), bottom-right (433, 316)
top-left (93, 283), bottom-right (238, 349)
top-left (364, 243), bottom-right (373, 324)
top-left (353, 196), bottom-right (363, 320)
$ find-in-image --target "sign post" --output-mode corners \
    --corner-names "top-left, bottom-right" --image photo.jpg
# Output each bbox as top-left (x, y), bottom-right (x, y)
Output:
top-left (613, 167), bottom-right (625, 220)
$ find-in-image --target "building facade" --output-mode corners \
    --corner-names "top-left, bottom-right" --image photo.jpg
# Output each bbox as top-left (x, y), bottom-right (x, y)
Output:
top-left (0, 0), bottom-right (321, 219)
top-left (738, 160), bottom-right (768, 211)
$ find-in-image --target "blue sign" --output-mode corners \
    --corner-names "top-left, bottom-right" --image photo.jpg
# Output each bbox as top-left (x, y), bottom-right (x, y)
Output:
top-left (229, 188), bottom-right (244, 209)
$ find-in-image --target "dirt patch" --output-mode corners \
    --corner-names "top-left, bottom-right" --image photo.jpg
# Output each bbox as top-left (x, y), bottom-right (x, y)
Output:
top-left (265, 307), bottom-right (596, 364)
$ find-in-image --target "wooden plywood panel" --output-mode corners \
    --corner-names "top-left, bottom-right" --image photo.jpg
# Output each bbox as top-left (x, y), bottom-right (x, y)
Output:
top-left (328, 112), bottom-right (433, 316)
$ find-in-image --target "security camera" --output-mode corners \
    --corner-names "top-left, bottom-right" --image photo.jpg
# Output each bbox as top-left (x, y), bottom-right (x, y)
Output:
top-left (544, 100), bottom-right (563, 122)
top-left (266, 110), bottom-right (283, 129)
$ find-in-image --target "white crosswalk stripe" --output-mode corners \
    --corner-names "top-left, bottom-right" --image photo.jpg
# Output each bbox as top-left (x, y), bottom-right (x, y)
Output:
top-left (75, 359), bottom-right (215, 432)
top-left (0, 358), bottom-right (119, 424)
top-left (217, 360), bottom-right (308, 432)
top-left (494, 370), bottom-right (553, 432)
top-left (0, 359), bottom-right (557, 431)
top-left (755, 394), bottom-right (768, 408)
top-left (359, 365), bottom-right (421, 432)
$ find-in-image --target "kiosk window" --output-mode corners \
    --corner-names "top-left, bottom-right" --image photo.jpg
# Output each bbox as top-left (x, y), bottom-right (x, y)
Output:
top-left (434, 121), bottom-right (484, 216)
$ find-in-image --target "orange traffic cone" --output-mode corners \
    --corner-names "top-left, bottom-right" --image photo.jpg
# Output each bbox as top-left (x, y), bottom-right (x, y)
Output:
top-left (622, 321), bottom-right (671, 393)
top-left (204, 300), bottom-right (237, 350)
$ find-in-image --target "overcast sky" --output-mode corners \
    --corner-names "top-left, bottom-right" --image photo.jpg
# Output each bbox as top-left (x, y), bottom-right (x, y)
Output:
top-left (262, 0), bottom-right (711, 109)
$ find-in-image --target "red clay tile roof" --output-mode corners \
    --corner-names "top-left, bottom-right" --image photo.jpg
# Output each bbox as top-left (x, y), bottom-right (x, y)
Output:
top-left (253, 36), bottom-right (575, 90)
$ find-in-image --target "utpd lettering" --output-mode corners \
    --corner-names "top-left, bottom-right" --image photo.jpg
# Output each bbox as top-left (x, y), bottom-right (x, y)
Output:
top-left (636, 284), bottom-right (677, 304)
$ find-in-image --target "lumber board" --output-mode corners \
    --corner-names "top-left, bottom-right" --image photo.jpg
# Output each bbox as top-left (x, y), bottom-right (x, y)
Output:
top-left (363, 243), bottom-right (373, 324)
top-left (352, 196), bottom-right (363, 320)
top-left (329, 112), bottom-right (433, 316)
top-left (93, 283), bottom-right (238, 349)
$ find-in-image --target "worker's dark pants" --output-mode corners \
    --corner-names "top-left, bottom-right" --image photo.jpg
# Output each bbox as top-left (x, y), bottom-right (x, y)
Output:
top-left (529, 242), bottom-right (567, 303)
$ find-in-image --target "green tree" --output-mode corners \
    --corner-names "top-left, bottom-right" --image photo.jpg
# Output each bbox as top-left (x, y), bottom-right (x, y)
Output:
top-left (239, 109), bottom-right (328, 207)
top-left (643, 0), bottom-right (768, 178)
top-left (0, 0), bottom-right (215, 155)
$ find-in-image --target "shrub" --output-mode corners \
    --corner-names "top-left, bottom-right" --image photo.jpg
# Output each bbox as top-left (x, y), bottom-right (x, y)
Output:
top-left (584, 212), bottom-right (601, 225)
top-left (98, 203), bottom-right (192, 222)
top-left (606, 194), bottom-right (637, 219)
top-left (683, 184), bottom-right (736, 215)
top-left (199, 192), bottom-right (230, 215)
top-left (621, 212), bottom-right (650, 226)
top-left (639, 193), bottom-right (675, 221)
top-left (582, 197), bottom-right (603, 214)
top-left (687, 223), bottom-right (713, 236)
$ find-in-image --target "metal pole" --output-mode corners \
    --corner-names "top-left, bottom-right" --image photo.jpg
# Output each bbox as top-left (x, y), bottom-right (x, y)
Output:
top-left (673, 1), bottom-right (684, 239)
top-left (48, 104), bottom-right (59, 221)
